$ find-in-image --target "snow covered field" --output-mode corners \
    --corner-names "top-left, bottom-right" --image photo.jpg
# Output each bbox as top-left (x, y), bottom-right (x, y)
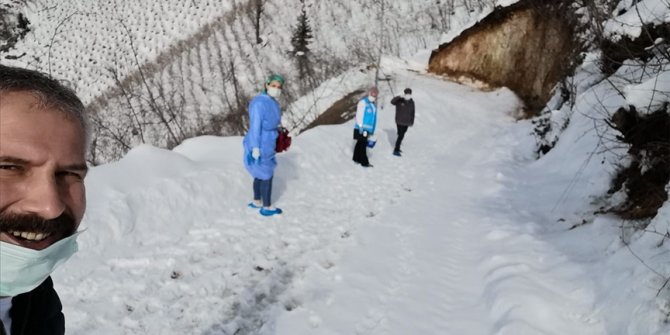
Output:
top-left (52, 60), bottom-right (670, 334)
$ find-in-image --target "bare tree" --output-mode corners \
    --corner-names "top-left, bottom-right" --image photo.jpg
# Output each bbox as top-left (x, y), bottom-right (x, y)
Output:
top-left (372, 0), bottom-right (387, 87)
top-left (436, 0), bottom-right (455, 32)
top-left (107, 66), bottom-right (146, 143)
top-left (117, 19), bottom-right (181, 145)
top-left (47, 11), bottom-right (80, 76)
top-left (251, 0), bottom-right (266, 44)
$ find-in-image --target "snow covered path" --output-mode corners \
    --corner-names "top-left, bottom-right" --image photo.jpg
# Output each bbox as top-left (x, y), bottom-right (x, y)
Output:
top-left (56, 70), bottom-right (609, 334)
top-left (273, 73), bottom-right (606, 334)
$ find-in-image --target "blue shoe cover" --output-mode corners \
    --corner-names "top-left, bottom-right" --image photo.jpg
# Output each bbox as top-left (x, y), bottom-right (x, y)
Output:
top-left (393, 151), bottom-right (401, 156)
top-left (248, 202), bottom-right (261, 209)
top-left (260, 208), bottom-right (283, 216)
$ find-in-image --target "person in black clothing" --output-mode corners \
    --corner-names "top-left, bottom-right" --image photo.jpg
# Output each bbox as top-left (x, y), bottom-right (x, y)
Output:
top-left (390, 88), bottom-right (416, 156)
top-left (0, 65), bottom-right (89, 335)
top-left (2, 278), bottom-right (64, 335)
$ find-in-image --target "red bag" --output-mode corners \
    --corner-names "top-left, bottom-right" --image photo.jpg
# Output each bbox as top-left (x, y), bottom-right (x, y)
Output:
top-left (276, 127), bottom-right (292, 152)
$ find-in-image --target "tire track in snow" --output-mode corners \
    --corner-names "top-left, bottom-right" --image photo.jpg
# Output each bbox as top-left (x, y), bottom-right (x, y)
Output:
top-left (352, 221), bottom-right (418, 335)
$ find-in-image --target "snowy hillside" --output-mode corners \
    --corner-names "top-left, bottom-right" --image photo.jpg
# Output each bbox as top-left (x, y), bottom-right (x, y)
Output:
top-left (1, 0), bottom-right (503, 163)
top-left (2, 0), bottom-right (234, 102)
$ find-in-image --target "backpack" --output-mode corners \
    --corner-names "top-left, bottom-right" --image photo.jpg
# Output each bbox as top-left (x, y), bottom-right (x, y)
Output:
top-left (276, 127), bottom-right (292, 152)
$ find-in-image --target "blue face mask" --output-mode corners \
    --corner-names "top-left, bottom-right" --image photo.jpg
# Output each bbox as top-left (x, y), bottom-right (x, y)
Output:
top-left (0, 231), bottom-right (83, 297)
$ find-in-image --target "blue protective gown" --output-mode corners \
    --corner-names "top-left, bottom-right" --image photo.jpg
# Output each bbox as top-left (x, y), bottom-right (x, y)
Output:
top-left (243, 93), bottom-right (281, 180)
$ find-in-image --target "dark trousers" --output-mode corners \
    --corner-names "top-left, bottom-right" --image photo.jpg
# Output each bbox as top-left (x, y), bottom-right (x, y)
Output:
top-left (253, 177), bottom-right (273, 207)
top-left (395, 124), bottom-right (409, 152)
top-left (352, 129), bottom-right (369, 166)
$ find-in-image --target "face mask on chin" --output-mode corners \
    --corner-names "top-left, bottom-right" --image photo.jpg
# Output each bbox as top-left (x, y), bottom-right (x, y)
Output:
top-left (267, 87), bottom-right (282, 98)
top-left (369, 96), bottom-right (376, 102)
top-left (0, 230), bottom-right (83, 297)
top-left (404, 95), bottom-right (412, 100)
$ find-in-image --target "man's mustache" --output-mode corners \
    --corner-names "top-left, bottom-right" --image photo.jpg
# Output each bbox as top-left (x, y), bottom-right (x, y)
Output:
top-left (0, 212), bottom-right (77, 238)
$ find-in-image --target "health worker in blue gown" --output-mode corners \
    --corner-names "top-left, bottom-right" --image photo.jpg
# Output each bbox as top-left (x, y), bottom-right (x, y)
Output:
top-left (243, 74), bottom-right (285, 217)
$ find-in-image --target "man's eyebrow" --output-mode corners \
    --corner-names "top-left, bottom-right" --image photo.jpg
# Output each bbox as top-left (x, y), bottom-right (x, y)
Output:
top-left (0, 156), bottom-right (88, 172)
top-left (0, 156), bottom-right (30, 165)
top-left (62, 163), bottom-right (88, 172)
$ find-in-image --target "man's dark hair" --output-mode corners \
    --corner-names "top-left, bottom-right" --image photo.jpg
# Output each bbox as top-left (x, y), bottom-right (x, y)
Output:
top-left (0, 64), bottom-right (89, 143)
top-left (403, 88), bottom-right (412, 94)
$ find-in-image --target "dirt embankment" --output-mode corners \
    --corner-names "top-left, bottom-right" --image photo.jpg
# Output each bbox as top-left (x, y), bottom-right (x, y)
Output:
top-left (301, 89), bottom-right (365, 133)
top-left (428, 1), bottom-right (578, 116)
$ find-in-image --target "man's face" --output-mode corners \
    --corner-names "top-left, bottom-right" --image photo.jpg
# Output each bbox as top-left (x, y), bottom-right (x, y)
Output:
top-left (0, 91), bottom-right (87, 250)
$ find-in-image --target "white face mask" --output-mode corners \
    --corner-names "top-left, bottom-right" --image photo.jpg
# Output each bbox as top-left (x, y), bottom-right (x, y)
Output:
top-left (267, 87), bottom-right (282, 98)
top-left (0, 231), bottom-right (83, 297)
top-left (368, 96), bottom-right (376, 102)
top-left (404, 94), bottom-right (412, 100)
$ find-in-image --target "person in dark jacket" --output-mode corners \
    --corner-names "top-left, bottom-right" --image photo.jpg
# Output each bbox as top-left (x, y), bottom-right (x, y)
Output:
top-left (0, 65), bottom-right (89, 335)
top-left (390, 88), bottom-right (415, 156)
top-left (2, 278), bottom-right (64, 335)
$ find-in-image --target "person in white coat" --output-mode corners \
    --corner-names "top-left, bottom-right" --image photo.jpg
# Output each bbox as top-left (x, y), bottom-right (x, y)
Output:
top-left (352, 86), bottom-right (379, 167)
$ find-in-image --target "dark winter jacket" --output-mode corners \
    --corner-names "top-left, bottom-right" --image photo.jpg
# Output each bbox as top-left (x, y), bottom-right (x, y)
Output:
top-left (391, 96), bottom-right (415, 126)
top-left (0, 277), bottom-right (65, 335)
